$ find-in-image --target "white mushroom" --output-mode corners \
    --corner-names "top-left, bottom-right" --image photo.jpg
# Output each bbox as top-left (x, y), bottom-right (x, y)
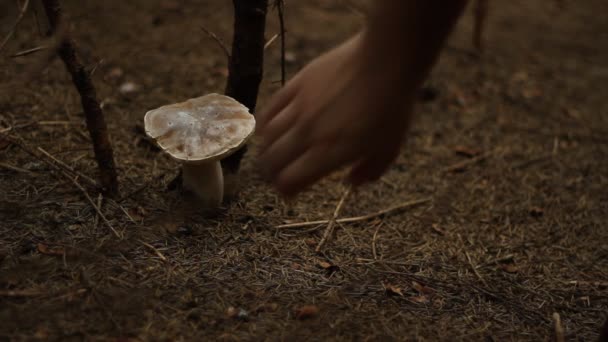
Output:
top-left (143, 93), bottom-right (255, 207)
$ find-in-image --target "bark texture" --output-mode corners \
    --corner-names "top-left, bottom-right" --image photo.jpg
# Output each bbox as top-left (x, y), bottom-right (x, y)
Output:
top-left (41, 0), bottom-right (119, 196)
top-left (221, 0), bottom-right (268, 174)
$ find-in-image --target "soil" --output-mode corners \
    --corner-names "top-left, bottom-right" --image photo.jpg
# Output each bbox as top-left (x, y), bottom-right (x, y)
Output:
top-left (1, 0), bottom-right (607, 341)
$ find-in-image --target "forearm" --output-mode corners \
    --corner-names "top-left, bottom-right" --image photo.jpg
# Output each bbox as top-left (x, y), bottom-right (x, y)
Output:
top-left (362, 1), bottom-right (468, 91)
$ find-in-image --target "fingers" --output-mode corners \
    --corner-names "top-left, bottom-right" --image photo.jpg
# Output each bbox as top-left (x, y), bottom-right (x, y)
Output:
top-left (257, 73), bottom-right (301, 130)
top-left (258, 124), bottom-right (310, 180)
top-left (258, 102), bottom-right (298, 153)
top-left (348, 144), bottom-right (401, 186)
top-left (274, 141), bottom-right (358, 196)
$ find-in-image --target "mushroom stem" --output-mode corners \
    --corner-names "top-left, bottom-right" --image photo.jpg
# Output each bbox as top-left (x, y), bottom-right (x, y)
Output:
top-left (181, 161), bottom-right (224, 207)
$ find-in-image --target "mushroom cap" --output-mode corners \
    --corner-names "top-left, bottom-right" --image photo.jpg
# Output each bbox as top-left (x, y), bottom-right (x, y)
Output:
top-left (144, 93), bottom-right (255, 163)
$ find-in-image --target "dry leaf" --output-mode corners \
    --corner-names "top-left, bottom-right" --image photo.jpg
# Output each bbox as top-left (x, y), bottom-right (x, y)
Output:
top-left (304, 238), bottom-right (317, 247)
top-left (409, 295), bottom-right (430, 304)
top-left (452, 145), bottom-right (481, 158)
top-left (318, 261), bottom-right (332, 269)
top-left (33, 326), bottom-right (49, 340)
top-left (511, 70), bottom-right (529, 83)
top-left (37, 243), bottom-right (65, 256)
top-left (383, 283), bottom-right (404, 297)
top-left (499, 263), bottom-right (519, 273)
top-left (521, 87), bottom-right (543, 100)
top-left (317, 260), bottom-right (339, 273)
top-left (431, 224), bottom-right (446, 235)
top-left (255, 302), bottom-right (278, 313)
top-left (295, 305), bottom-right (319, 320)
top-left (412, 281), bottom-right (435, 295)
top-left (529, 207), bottom-right (544, 217)
top-left (0, 136), bottom-right (10, 150)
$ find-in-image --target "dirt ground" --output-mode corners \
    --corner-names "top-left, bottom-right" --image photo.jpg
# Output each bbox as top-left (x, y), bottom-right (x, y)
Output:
top-left (1, 0), bottom-right (607, 341)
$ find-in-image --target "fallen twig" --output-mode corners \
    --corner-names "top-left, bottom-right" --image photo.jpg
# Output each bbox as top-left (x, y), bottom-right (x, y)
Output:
top-left (316, 186), bottom-right (351, 252)
top-left (466, 251), bottom-right (488, 286)
top-left (552, 312), bottom-right (565, 342)
top-left (0, 131), bottom-right (100, 190)
top-left (64, 170), bottom-right (121, 238)
top-left (276, 197), bottom-right (431, 229)
top-left (93, 193), bottom-right (103, 228)
top-left (443, 151), bottom-right (493, 173)
top-left (0, 0), bottom-right (30, 53)
top-left (372, 222), bottom-right (382, 260)
top-left (0, 288), bottom-right (43, 297)
top-left (140, 240), bottom-right (167, 261)
top-left (10, 45), bottom-right (49, 58)
top-left (38, 147), bottom-right (98, 188)
top-left (0, 162), bottom-right (32, 173)
top-left (264, 33), bottom-right (279, 50)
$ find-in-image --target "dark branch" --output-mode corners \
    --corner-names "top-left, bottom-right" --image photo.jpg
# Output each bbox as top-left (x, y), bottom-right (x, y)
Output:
top-left (41, 0), bottom-right (119, 197)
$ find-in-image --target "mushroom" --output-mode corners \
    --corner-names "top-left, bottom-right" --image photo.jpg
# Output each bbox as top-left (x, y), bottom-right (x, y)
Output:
top-left (143, 93), bottom-right (255, 207)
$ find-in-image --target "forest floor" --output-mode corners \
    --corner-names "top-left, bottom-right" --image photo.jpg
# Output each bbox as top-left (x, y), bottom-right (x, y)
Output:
top-left (1, 0), bottom-right (607, 341)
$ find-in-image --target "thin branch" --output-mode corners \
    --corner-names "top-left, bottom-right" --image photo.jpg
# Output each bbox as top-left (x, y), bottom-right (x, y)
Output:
top-left (316, 186), bottom-right (351, 252)
top-left (276, 197), bottom-right (432, 229)
top-left (264, 33), bottom-right (279, 50)
top-left (200, 26), bottom-right (231, 60)
top-left (465, 251), bottom-right (488, 287)
top-left (140, 240), bottom-right (167, 261)
top-left (0, 131), bottom-right (100, 190)
top-left (372, 222), bottom-right (382, 260)
top-left (443, 151), bottom-right (493, 173)
top-left (473, 0), bottom-right (489, 54)
top-left (0, 0), bottom-right (30, 53)
top-left (0, 288), bottom-right (42, 297)
top-left (276, 0), bottom-right (286, 86)
top-left (42, 0), bottom-right (119, 197)
top-left (0, 131), bottom-right (119, 238)
top-left (10, 45), bottom-right (49, 58)
top-left (38, 147), bottom-right (98, 188)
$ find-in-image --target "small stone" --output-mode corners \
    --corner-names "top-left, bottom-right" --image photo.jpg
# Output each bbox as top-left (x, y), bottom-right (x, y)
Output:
top-left (119, 81), bottom-right (140, 96)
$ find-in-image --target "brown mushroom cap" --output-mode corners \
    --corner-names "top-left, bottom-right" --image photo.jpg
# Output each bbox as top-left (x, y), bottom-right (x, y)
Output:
top-left (144, 93), bottom-right (255, 163)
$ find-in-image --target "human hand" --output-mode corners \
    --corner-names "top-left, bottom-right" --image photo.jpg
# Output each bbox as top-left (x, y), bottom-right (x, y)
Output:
top-left (257, 33), bottom-right (415, 197)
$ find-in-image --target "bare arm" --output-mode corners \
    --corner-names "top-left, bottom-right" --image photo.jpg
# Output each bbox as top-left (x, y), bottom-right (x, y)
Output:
top-left (257, 1), bottom-right (468, 197)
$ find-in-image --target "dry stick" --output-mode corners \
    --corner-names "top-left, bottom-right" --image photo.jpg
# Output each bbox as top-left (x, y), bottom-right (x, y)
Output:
top-left (372, 222), bottom-right (382, 260)
top-left (140, 240), bottom-right (167, 261)
top-left (64, 170), bottom-right (121, 239)
top-left (93, 193), bottom-right (102, 228)
top-left (315, 187), bottom-right (351, 252)
top-left (0, 288), bottom-right (42, 297)
top-left (1, 132), bottom-right (117, 238)
top-left (37, 146), bottom-right (98, 188)
top-left (0, 0), bottom-right (30, 52)
top-left (10, 45), bottom-right (48, 58)
top-left (473, 0), bottom-right (489, 54)
top-left (276, 0), bottom-right (286, 86)
top-left (41, 0), bottom-right (118, 197)
top-left (264, 33), bottom-right (279, 50)
top-left (443, 151), bottom-right (493, 173)
top-left (199, 26), bottom-right (230, 59)
top-left (276, 197), bottom-right (431, 229)
top-left (465, 251), bottom-right (488, 287)
top-left (0, 162), bottom-right (32, 173)
top-left (552, 312), bottom-right (565, 342)
top-left (0, 131), bottom-right (100, 190)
